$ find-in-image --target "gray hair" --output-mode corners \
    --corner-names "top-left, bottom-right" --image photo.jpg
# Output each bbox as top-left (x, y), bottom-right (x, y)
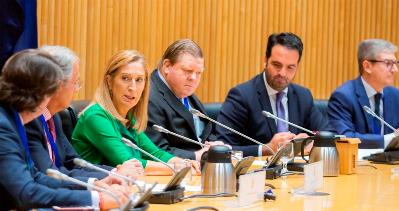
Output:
top-left (358, 39), bottom-right (397, 74)
top-left (39, 45), bottom-right (79, 80)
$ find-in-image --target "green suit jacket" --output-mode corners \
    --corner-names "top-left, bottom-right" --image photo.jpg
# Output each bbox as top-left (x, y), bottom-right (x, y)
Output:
top-left (71, 103), bottom-right (174, 168)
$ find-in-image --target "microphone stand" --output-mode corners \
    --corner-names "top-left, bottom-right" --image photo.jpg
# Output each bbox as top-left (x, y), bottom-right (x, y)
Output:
top-left (73, 158), bottom-right (143, 193)
top-left (363, 106), bottom-right (399, 136)
top-left (121, 137), bottom-right (176, 174)
top-left (46, 169), bottom-right (131, 211)
top-left (190, 109), bottom-right (275, 154)
top-left (121, 138), bottom-right (188, 204)
top-left (262, 111), bottom-right (316, 135)
top-left (152, 125), bottom-right (207, 148)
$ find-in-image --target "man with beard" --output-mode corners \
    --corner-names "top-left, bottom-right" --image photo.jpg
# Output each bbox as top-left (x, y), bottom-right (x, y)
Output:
top-left (216, 32), bottom-right (330, 157)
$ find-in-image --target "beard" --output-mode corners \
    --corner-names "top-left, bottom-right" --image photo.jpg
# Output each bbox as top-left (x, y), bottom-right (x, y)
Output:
top-left (265, 69), bottom-right (290, 91)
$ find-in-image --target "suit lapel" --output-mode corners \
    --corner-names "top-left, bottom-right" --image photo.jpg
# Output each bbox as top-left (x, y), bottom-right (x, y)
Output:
top-left (354, 77), bottom-right (374, 133)
top-left (255, 73), bottom-right (277, 134)
top-left (383, 88), bottom-right (394, 134)
top-left (151, 71), bottom-right (197, 135)
top-left (190, 95), bottom-right (212, 139)
top-left (287, 85), bottom-right (300, 134)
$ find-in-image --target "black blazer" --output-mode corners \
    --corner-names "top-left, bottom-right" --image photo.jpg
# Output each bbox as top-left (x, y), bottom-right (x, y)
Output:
top-left (145, 70), bottom-right (217, 160)
top-left (0, 105), bottom-right (91, 210)
top-left (216, 73), bottom-right (330, 156)
top-left (25, 113), bottom-right (109, 179)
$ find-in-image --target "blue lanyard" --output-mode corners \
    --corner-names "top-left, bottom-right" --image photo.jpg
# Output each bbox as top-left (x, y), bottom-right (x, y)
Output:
top-left (39, 115), bottom-right (62, 168)
top-left (12, 109), bottom-right (33, 170)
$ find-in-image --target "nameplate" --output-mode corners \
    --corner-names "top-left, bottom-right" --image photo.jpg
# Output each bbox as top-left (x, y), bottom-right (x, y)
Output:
top-left (238, 170), bottom-right (266, 206)
top-left (304, 161), bottom-right (323, 193)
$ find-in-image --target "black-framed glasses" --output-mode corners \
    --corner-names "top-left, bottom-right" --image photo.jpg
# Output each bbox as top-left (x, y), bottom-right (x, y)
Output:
top-left (367, 59), bottom-right (399, 71)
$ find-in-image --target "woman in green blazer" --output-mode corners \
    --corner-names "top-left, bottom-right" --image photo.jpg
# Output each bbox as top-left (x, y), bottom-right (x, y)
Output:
top-left (72, 50), bottom-right (200, 175)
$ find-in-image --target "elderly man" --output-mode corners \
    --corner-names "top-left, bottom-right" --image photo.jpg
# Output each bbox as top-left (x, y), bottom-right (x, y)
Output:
top-left (328, 39), bottom-right (399, 149)
top-left (216, 32), bottom-right (330, 157)
top-left (25, 45), bottom-right (142, 183)
top-left (145, 39), bottom-right (225, 161)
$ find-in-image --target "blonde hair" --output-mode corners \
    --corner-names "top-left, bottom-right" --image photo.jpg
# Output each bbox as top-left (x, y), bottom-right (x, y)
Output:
top-left (94, 50), bottom-right (150, 132)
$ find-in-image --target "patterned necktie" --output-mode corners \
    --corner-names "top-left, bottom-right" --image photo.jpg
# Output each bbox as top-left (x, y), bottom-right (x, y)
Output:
top-left (373, 93), bottom-right (382, 134)
top-left (47, 118), bottom-right (57, 162)
top-left (276, 92), bottom-right (288, 132)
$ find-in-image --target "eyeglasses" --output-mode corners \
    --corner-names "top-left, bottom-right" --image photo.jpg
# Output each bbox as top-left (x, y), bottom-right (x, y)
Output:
top-left (64, 79), bottom-right (82, 91)
top-left (367, 59), bottom-right (399, 71)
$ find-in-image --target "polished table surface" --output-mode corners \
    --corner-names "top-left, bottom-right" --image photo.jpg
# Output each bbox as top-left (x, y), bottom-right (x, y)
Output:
top-left (145, 159), bottom-right (399, 211)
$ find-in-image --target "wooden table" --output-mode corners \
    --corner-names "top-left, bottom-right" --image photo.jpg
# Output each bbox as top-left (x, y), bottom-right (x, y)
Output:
top-left (145, 160), bottom-right (399, 211)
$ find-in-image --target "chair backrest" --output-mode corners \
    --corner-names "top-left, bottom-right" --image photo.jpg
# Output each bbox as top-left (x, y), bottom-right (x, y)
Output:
top-left (58, 100), bottom-right (90, 142)
top-left (203, 102), bottom-right (222, 120)
top-left (313, 99), bottom-right (328, 118)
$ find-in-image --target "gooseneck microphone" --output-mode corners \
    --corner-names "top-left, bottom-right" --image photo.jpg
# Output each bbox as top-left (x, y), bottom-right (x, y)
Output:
top-left (190, 109), bottom-right (275, 154)
top-left (121, 137), bottom-right (176, 174)
top-left (46, 169), bottom-right (128, 211)
top-left (363, 106), bottom-right (399, 136)
top-left (152, 124), bottom-right (207, 148)
top-left (262, 111), bottom-right (316, 135)
top-left (73, 158), bottom-right (142, 193)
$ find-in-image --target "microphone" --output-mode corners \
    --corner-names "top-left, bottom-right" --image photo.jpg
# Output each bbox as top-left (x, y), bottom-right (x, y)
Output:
top-left (46, 169), bottom-right (130, 211)
top-left (121, 137), bottom-right (176, 174)
top-left (363, 106), bottom-right (399, 136)
top-left (73, 158), bottom-right (143, 193)
top-left (262, 111), bottom-right (316, 135)
top-left (190, 109), bottom-right (275, 154)
top-left (152, 124), bottom-right (207, 148)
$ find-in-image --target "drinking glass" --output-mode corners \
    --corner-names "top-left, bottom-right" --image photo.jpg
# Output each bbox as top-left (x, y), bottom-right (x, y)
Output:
top-left (278, 142), bottom-right (294, 175)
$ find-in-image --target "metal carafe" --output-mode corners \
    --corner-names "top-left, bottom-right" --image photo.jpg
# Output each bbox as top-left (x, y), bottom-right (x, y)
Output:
top-left (301, 131), bottom-right (340, 176)
top-left (201, 145), bottom-right (236, 194)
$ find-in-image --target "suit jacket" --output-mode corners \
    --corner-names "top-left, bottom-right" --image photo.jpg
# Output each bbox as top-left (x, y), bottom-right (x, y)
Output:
top-left (216, 73), bottom-right (330, 156)
top-left (145, 70), bottom-right (217, 160)
top-left (0, 105), bottom-right (91, 210)
top-left (327, 76), bottom-right (399, 148)
top-left (26, 113), bottom-right (108, 179)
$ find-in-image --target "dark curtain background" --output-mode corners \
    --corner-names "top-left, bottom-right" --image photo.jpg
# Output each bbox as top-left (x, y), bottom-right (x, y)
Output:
top-left (0, 0), bottom-right (37, 72)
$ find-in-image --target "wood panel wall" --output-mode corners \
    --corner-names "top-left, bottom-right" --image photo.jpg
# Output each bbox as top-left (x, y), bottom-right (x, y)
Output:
top-left (37, 0), bottom-right (399, 102)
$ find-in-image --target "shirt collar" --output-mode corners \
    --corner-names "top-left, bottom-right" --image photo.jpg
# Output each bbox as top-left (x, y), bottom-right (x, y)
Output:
top-left (361, 76), bottom-right (383, 98)
top-left (263, 71), bottom-right (288, 97)
top-left (42, 108), bottom-right (52, 121)
top-left (157, 70), bottom-right (183, 100)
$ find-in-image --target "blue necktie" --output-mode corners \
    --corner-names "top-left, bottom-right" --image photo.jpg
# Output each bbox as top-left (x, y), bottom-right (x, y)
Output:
top-left (373, 93), bottom-right (382, 134)
top-left (276, 92), bottom-right (288, 132)
top-left (182, 97), bottom-right (190, 110)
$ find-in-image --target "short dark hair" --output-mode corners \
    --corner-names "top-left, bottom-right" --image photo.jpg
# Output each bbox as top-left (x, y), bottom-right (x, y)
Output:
top-left (265, 32), bottom-right (303, 62)
top-left (0, 49), bottom-right (62, 112)
top-left (158, 39), bottom-right (203, 69)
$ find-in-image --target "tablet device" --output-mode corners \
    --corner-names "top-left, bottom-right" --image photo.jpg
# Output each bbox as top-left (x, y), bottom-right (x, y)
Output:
top-left (385, 136), bottom-right (399, 152)
top-left (132, 182), bottom-right (157, 208)
top-left (164, 166), bottom-right (191, 191)
top-left (235, 156), bottom-right (255, 177)
top-left (264, 148), bottom-right (284, 168)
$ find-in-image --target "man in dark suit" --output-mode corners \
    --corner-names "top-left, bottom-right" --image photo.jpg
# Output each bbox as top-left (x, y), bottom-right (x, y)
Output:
top-left (0, 49), bottom-right (124, 210)
top-left (216, 32), bottom-right (330, 157)
top-left (328, 39), bottom-right (399, 149)
top-left (25, 45), bottom-right (143, 181)
top-left (145, 39), bottom-right (225, 161)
